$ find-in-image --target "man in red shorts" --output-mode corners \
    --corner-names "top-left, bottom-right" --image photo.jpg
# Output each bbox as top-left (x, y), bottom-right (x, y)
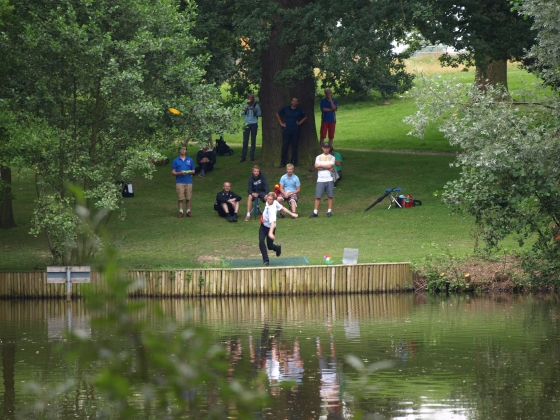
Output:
top-left (320, 88), bottom-right (338, 147)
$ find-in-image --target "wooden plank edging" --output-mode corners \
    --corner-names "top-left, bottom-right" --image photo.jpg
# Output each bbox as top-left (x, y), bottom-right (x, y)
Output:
top-left (0, 263), bottom-right (413, 298)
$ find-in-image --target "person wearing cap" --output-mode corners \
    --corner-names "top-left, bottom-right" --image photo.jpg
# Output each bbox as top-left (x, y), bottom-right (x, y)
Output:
top-left (320, 88), bottom-right (338, 147)
top-left (277, 163), bottom-right (301, 217)
top-left (310, 142), bottom-right (336, 218)
top-left (276, 97), bottom-right (307, 167)
top-left (240, 93), bottom-right (261, 162)
top-left (195, 145), bottom-right (216, 177)
top-left (171, 145), bottom-right (195, 218)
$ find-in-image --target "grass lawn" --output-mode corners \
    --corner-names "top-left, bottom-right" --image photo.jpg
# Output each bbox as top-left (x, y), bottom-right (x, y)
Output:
top-left (0, 56), bottom-right (541, 270)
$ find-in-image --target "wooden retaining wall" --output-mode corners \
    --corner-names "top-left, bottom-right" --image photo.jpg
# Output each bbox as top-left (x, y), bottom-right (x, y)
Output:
top-left (0, 263), bottom-right (412, 298)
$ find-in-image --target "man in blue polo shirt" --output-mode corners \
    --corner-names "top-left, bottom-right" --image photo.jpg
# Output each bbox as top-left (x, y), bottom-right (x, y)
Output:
top-left (171, 145), bottom-right (195, 218)
top-left (276, 97), bottom-right (307, 167)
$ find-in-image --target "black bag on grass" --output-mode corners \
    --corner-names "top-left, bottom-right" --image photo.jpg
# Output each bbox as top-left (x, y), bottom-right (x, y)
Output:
top-left (215, 137), bottom-right (234, 156)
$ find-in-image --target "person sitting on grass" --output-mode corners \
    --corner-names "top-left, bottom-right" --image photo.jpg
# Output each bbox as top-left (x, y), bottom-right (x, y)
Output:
top-left (195, 145), bottom-right (216, 177)
top-left (277, 163), bottom-right (300, 218)
top-left (245, 165), bottom-right (269, 221)
top-left (330, 146), bottom-right (342, 186)
top-left (215, 181), bottom-right (242, 222)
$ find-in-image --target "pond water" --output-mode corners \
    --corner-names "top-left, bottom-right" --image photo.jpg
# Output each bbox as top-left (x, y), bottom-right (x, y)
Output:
top-left (1, 293), bottom-right (559, 419)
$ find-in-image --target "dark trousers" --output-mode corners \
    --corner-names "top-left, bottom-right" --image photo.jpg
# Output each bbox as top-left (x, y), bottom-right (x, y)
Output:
top-left (259, 224), bottom-right (279, 263)
top-left (195, 162), bottom-right (214, 173)
top-left (281, 129), bottom-right (299, 166)
top-left (216, 202), bottom-right (235, 217)
top-left (242, 124), bottom-right (258, 160)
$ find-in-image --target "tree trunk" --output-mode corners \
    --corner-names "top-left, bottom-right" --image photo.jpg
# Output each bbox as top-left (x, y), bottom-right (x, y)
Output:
top-left (260, 0), bottom-right (318, 168)
top-left (475, 58), bottom-right (508, 91)
top-left (0, 165), bottom-right (16, 229)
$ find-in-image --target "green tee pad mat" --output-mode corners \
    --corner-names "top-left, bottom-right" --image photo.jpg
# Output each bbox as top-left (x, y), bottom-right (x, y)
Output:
top-left (228, 256), bottom-right (309, 267)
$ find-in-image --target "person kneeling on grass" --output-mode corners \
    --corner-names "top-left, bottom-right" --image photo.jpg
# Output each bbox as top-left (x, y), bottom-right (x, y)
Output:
top-left (260, 192), bottom-right (298, 266)
top-left (215, 181), bottom-right (242, 222)
top-left (195, 145), bottom-right (216, 177)
top-left (277, 163), bottom-right (300, 218)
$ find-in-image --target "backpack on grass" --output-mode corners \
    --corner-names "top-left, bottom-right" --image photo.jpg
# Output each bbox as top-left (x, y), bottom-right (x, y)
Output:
top-left (215, 137), bottom-right (234, 156)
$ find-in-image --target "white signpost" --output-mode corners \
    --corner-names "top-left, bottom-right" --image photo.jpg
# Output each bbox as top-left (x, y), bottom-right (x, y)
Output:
top-left (46, 266), bottom-right (91, 301)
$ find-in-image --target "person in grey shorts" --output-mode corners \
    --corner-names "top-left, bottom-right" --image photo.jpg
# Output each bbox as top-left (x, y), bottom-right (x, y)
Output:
top-left (310, 142), bottom-right (335, 218)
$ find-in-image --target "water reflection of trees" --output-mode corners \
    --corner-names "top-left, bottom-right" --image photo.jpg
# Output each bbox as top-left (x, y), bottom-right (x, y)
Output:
top-left (3, 294), bottom-right (560, 419)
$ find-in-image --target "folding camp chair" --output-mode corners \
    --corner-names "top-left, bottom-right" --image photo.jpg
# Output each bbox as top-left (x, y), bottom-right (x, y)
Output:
top-left (252, 196), bottom-right (263, 219)
top-left (387, 188), bottom-right (403, 210)
top-left (365, 187), bottom-right (401, 212)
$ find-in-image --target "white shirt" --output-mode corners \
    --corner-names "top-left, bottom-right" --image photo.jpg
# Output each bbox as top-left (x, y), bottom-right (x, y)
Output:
top-left (315, 153), bottom-right (335, 183)
top-left (262, 201), bottom-right (283, 227)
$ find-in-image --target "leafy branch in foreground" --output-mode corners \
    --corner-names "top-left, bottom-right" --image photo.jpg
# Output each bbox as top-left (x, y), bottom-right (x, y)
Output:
top-left (23, 195), bottom-right (268, 419)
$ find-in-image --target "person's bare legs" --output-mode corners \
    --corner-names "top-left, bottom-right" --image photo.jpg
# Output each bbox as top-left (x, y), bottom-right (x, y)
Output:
top-left (314, 198), bottom-right (321, 211)
top-left (247, 195), bottom-right (254, 214)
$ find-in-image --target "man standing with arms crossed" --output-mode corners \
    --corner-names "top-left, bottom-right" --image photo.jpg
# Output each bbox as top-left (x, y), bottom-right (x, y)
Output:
top-left (240, 93), bottom-right (261, 162)
top-left (320, 88), bottom-right (338, 148)
top-left (276, 97), bottom-right (307, 167)
top-left (310, 142), bottom-right (335, 218)
top-left (171, 145), bottom-right (195, 218)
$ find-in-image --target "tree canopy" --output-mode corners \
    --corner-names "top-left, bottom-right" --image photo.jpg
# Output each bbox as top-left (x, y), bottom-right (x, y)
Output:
top-left (406, 0), bottom-right (560, 282)
top-left (411, 0), bottom-right (535, 90)
top-left (201, 0), bottom-right (416, 165)
top-left (0, 0), bottom-right (238, 262)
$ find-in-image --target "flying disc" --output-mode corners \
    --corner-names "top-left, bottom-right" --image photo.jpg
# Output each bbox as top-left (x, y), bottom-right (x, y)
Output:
top-left (168, 107), bottom-right (181, 115)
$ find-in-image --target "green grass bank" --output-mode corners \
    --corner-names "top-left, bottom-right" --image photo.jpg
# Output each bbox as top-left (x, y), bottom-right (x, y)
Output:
top-left (0, 57), bottom-right (541, 270)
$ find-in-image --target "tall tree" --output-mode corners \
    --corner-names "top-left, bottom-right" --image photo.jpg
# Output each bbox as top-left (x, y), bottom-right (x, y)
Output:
top-left (225, 0), bottom-right (414, 166)
top-left (411, 0), bottom-right (536, 89)
top-left (1, 0), bottom-right (238, 263)
top-left (405, 0), bottom-right (560, 281)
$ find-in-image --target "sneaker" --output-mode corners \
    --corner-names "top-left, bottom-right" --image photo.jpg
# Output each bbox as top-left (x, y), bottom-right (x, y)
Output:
top-left (179, 212), bottom-right (184, 218)
top-left (245, 215), bottom-right (251, 221)
top-left (327, 212), bottom-right (332, 217)
top-left (240, 158), bottom-right (246, 162)
top-left (276, 244), bottom-right (282, 257)
top-left (251, 157), bottom-right (255, 161)
top-left (233, 214), bottom-right (238, 222)
top-left (309, 213), bottom-right (318, 218)
top-left (291, 215), bottom-right (296, 219)
top-left (262, 261), bottom-right (270, 266)
top-left (186, 211), bottom-right (192, 217)
top-left (278, 213), bottom-right (285, 219)
top-left (198, 170), bottom-right (205, 178)
top-left (227, 214), bottom-right (233, 222)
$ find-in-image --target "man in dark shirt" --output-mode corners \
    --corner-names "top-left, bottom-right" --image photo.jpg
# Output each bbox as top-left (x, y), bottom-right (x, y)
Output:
top-left (195, 146), bottom-right (216, 177)
top-left (276, 97), bottom-right (307, 167)
top-left (215, 181), bottom-right (242, 222)
top-left (245, 165), bottom-right (269, 221)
